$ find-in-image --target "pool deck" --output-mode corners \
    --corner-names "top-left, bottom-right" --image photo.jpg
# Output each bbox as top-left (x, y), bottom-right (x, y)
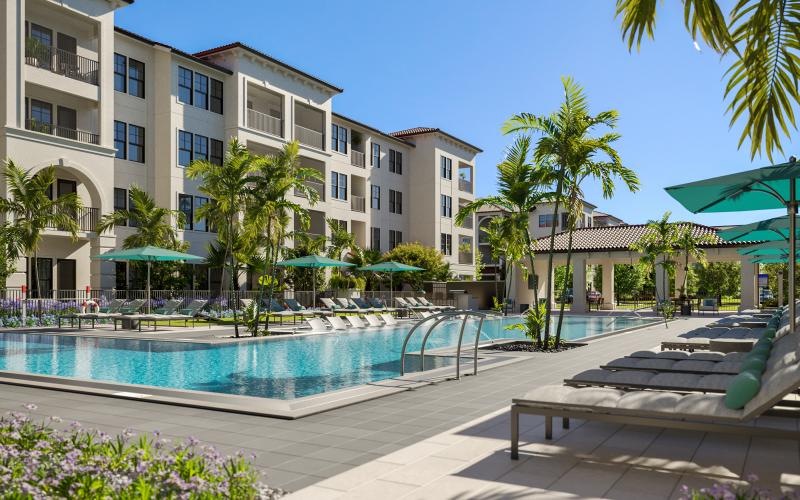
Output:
top-left (0, 315), bottom-right (797, 496)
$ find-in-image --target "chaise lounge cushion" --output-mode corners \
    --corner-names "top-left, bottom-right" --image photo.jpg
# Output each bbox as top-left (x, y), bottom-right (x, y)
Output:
top-left (724, 370), bottom-right (762, 409)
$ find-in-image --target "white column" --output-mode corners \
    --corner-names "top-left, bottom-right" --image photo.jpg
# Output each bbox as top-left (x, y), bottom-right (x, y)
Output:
top-left (674, 265), bottom-right (687, 298)
top-left (571, 256), bottom-right (587, 313)
top-left (740, 260), bottom-right (757, 311)
top-left (601, 263), bottom-right (615, 310)
top-left (778, 271), bottom-right (784, 307)
top-left (655, 262), bottom-right (667, 302)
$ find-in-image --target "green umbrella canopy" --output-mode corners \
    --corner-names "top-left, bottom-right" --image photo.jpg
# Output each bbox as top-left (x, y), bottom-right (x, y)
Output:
top-left (717, 216), bottom-right (799, 242)
top-left (275, 255), bottom-right (355, 268)
top-left (93, 245), bottom-right (204, 262)
top-left (751, 256), bottom-right (800, 264)
top-left (358, 261), bottom-right (425, 272)
top-left (738, 240), bottom-right (797, 255)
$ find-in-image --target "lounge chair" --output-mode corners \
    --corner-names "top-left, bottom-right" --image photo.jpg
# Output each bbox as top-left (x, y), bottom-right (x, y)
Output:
top-left (265, 298), bottom-right (297, 324)
top-left (351, 297), bottom-right (378, 313)
top-left (326, 315), bottom-right (349, 331)
top-left (660, 326), bottom-right (763, 351)
top-left (698, 297), bottom-right (719, 315)
top-left (395, 297), bottom-right (425, 310)
top-left (417, 296), bottom-right (454, 311)
top-left (335, 298), bottom-right (359, 310)
top-left (405, 297), bottom-right (436, 311)
top-left (58, 298), bottom-right (127, 328)
top-left (320, 297), bottom-right (346, 314)
top-left (367, 297), bottom-right (399, 313)
top-left (345, 315), bottom-right (367, 328)
top-left (601, 355), bottom-right (742, 375)
top-left (380, 313), bottom-right (398, 326)
top-left (306, 317), bottom-right (329, 332)
top-left (118, 299), bottom-right (208, 332)
top-left (110, 300), bottom-right (147, 330)
top-left (363, 314), bottom-right (384, 327)
top-left (284, 298), bottom-right (322, 317)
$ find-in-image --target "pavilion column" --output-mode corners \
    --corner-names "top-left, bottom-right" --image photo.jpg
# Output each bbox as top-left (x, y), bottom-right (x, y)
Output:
top-left (655, 261), bottom-right (668, 302)
top-left (740, 259), bottom-right (758, 311)
top-left (778, 271), bottom-right (784, 307)
top-left (571, 256), bottom-right (587, 313)
top-left (600, 262), bottom-right (615, 310)
top-left (674, 265), bottom-right (687, 298)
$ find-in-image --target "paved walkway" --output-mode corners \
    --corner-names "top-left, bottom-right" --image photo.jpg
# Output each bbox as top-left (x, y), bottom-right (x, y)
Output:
top-left (0, 317), bottom-right (745, 494)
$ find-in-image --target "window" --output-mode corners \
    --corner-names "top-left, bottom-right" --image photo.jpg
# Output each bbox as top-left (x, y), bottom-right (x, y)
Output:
top-left (30, 99), bottom-right (52, 125)
top-left (193, 134), bottom-right (208, 161)
top-left (561, 212), bottom-right (569, 229)
top-left (29, 23), bottom-right (52, 47)
top-left (389, 190), bottom-right (402, 214)
top-left (178, 194), bottom-right (193, 230)
top-left (128, 59), bottom-right (145, 98)
top-left (389, 149), bottom-right (402, 174)
top-left (194, 196), bottom-right (208, 232)
top-left (114, 121), bottom-right (126, 160)
top-left (210, 79), bottom-right (223, 114)
top-left (371, 227), bottom-right (381, 251)
top-left (114, 188), bottom-right (127, 226)
top-left (331, 172), bottom-right (347, 200)
top-left (333, 219), bottom-right (347, 232)
top-left (210, 138), bottom-right (223, 165)
top-left (127, 191), bottom-right (139, 228)
top-left (114, 53), bottom-right (127, 92)
top-left (331, 124), bottom-right (347, 153)
top-left (178, 67), bottom-right (193, 104)
top-left (128, 124), bottom-right (145, 163)
top-left (178, 130), bottom-right (193, 166)
top-left (441, 195), bottom-right (452, 218)
top-left (440, 233), bottom-right (452, 255)
top-left (371, 143), bottom-right (381, 167)
top-left (389, 230), bottom-right (402, 250)
top-left (538, 214), bottom-right (557, 228)
top-left (440, 156), bottom-right (452, 179)
top-left (194, 73), bottom-right (208, 110)
top-left (371, 185), bottom-right (381, 209)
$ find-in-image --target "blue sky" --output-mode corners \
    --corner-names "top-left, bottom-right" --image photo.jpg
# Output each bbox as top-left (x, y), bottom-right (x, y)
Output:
top-left (116, 0), bottom-right (789, 226)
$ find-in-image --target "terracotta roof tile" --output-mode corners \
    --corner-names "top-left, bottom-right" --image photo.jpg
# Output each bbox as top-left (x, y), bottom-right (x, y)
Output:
top-left (390, 127), bottom-right (483, 153)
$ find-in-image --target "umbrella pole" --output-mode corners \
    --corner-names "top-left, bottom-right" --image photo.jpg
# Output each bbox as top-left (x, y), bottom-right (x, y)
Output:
top-left (791, 180), bottom-right (797, 337)
top-left (147, 260), bottom-right (151, 315)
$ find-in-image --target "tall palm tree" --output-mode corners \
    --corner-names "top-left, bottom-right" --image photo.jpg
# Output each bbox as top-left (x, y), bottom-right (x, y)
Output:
top-left (504, 77), bottom-right (637, 346)
top-left (616, 0), bottom-right (800, 160)
top-left (97, 185), bottom-right (185, 249)
top-left (675, 226), bottom-right (714, 298)
top-left (187, 138), bottom-right (257, 338)
top-left (481, 214), bottom-right (526, 315)
top-left (327, 218), bottom-right (361, 262)
top-left (0, 162), bottom-right (81, 297)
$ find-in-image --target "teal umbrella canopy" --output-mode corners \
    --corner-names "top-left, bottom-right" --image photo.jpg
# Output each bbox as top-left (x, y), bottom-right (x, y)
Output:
top-left (751, 256), bottom-right (799, 264)
top-left (93, 245), bottom-right (204, 262)
top-left (718, 216), bottom-right (799, 242)
top-left (275, 255), bottom-right (355, 268)
top-left (358, 261), bottom-right (424, 272)
top-left (738, 240), bottom-right (796, 255)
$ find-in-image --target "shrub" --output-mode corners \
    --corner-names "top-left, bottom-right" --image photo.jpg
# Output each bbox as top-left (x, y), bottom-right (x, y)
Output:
top-left (678, 474), bottom-right (794, 499)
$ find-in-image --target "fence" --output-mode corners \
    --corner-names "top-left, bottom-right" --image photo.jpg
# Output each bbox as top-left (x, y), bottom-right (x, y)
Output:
top-left (614, 295), bottom-right (741, 312)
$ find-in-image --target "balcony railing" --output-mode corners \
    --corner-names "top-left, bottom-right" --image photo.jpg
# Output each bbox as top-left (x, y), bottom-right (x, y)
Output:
top-left (459, 178), bottom-right (473, 193)
top-left (459, 251), bottom-right (474, 265)
top-left (351, 195), bottom-right (366, 213)
top-left (25, 119), bottom-right (99, 145)
top-left (247, 108), bottom-right (283, 137)
top-left (295, 124), bottom-right (324, 150)
top-left (25, 40), bottom-right (99, 86)
top-left (351, 150), bottom-right (365, 168)
top-left (294, 179), bottom-right (325, 201)
top-left (45, 207), bottom-right (99, 232)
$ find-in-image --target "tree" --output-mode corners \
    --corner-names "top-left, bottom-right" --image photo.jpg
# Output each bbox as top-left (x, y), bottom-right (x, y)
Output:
top-left (382, 242), bottom-right (451, 290)
top-left (674, 226), bottom-right (714, 298)
top-left (630, 212), bottom-right (680, 304)
top-left (0, 162), bottom-right (81, 297)
top-left (614, 263), bottom-right (649, 299)
top-left (616, 1), bottom-right (800, 160)
top-left (480, 215), bottom-right (525, 315)
top-left (694, 261), bottom-right (741, 300)
top-left (326, 218), bottom-right (361, 263)
top-left (284, 232), bottom-right (327, 293)
top-left (351, 248), bottom-right (383, 291)
top-left (0, 222), bottom-right (23, 288)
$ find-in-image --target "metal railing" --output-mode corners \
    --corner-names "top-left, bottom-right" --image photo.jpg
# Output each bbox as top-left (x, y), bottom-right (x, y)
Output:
top-left (458, 178), bottom-right (473, 193)
top-left (25, 119), bottom-right (99, 145)
top-left (351, 195), bottom-right (365, 212)
top-left (351, 150), bottom-right (365, 168)
top-left (294, 179), bottom-right (325, 201)
top-left (295, 124), bottom-right (324, 150)
top-left (44, 206), bottom-right (99, 232)
top-left (25, 40), bottom-right (99, 86)
top-left (247, 108), bottom-right (283, 137)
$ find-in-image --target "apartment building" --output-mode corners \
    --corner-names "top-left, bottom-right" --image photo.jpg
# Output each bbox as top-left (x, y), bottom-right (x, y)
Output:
top-left (0, 0), bottom-right (480, 292)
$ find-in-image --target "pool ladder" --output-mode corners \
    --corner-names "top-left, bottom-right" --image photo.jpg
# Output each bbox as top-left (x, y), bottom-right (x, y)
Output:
top-left (399, 310), bottom-right (490, 380)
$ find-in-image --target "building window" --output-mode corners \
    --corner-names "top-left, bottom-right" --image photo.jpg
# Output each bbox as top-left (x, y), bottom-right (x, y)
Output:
top-left (114, 53), bottom-right (127, 93)
top-left (194, 196), bottom-right (208, 232)
top-left (30, 99), bottom-right (52, 126)
top-left (178, 130), bottom-right (193, 166)
top-left (441, 194), bottom-right (452, 218)
top-left (210, 78), bottom-right (223, 114)
top-left (440, 156), bottom-right (452, 179)
top-left (561, 212), bottom-right (569, 229)
top-left (114, 121), bottom-right (126, 160)
top-left (440, 233), bottom-right (452, 255)
top-left (331, 172), bottom-right (347, 200)
top-left (194, 73), bottom-right (208, 110)
top-left (538, 214), bottom-right (557, 228)
top-left (371, 185), bottom-right (381, 209)
top-left (178, 194), bottom-right (193, 230)
top-left (193, 134), bottom-right (208, 161)
top-left (29, 23), bottom-right (52, 48)
top-left (128, 124), bottom-right (145, 163)
top-left (210, 138), bottom-right (224, 165)
top-left (331, 124), bottom-right (347, 153)
top-left (128, 59), bottom-right (145, 98)
top-left (371, 227), bottom-right (380, 250)
top-left (333, 219), bottom-right (347, 232)
top-left (389, 230), bottom-right (402, 250)
top-left (371, 143), bottom-right (381, 167)
top-left (389, 149), bottom-right (402, 174)
top-left (114, 188), bottom-right (127, 226)
top-left (178, 67), bottom-right (193, 104)
top-left (389, 190), bottom-right (402, 214)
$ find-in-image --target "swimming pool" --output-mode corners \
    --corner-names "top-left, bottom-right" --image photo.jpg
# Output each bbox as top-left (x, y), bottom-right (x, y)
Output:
top-left (0, 315), bottom-right (655, 400)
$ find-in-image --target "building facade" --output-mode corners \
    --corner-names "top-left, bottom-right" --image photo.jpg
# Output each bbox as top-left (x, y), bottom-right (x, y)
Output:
top-left (1, 0), bottom-right (481, 292)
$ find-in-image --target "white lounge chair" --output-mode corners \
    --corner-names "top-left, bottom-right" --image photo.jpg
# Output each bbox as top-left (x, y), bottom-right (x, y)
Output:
top-left (380, 313), bottom-right (398, 326)
top-left (306, 318), bottom-right (329, 332)
top-left (320, 297), bottom-right (345, 313)
top-left (345, 315), bottom-right (367, 328)
top-left (326, 316), bottom-right (349, 330)
top-left (417, 296), bottom-right (454, 310)
top-left (363, 314), bottom-right (383, 327)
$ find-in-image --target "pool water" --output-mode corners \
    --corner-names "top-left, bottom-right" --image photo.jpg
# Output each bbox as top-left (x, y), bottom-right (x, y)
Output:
top-left (0, 315), bottom-right (655, 399)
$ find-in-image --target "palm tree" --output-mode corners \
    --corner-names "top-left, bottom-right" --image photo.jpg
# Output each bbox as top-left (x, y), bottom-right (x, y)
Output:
top-left (630, 212), bottom-right (680, 305)
top-left (616, 1), bottom-right (799, 160)
top-left (481, 214), bottom-right (526, 315)
top-left (97, 185), bottom-right (185, 249)
top-left (504, 76), bottom-right (638, 347)
top-left (0, 162), bottom-right (81, 297)
top-left (187, 138), bottom-right (257, 338)
top-left (327, 218), bottom-right (361, 263)
top-left (675, 226), bottom-right (714, 299)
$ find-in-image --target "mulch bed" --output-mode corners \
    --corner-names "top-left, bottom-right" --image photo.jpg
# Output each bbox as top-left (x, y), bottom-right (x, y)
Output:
top-left (482, 340), bottom-right (585, 353)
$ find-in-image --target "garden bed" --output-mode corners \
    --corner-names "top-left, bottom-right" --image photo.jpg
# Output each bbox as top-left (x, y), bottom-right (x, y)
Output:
top-left (481, 340), bottom-right (586, 353)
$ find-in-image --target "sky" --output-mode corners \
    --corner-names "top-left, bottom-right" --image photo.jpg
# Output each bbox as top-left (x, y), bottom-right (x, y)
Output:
top-left (116, 0), bottom-right (790, 227)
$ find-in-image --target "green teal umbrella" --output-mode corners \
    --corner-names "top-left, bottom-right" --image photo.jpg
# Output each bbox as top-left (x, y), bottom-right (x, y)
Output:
top-left (358, 261), bottom-right (425, 301)
top-left (94, 246), bottom-right (204, 313)
top-left (276, 255), bottom-right (354, 307)
top-left (719, 216), bottom-right (799, 242)
top-left (738, 240), bottom-right (796, 255)
top-left (751, 255), bottom-right (799, 264)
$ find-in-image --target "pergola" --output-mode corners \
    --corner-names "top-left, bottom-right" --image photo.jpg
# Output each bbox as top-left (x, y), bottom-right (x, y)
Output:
top-left (510, 223), bottom-right (762, 312)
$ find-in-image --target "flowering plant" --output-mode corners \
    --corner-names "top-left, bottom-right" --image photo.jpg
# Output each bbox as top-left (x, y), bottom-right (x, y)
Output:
top-left (679, 475), bottom-right (797, 500)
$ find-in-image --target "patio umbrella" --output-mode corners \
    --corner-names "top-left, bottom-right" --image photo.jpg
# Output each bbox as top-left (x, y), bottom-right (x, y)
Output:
top-left (275, 255), bottom-right (354, 307)
top-left (718, 216), bottom-right (799, 243)
top-left (357, 261), bottom-right (425, 302)
top-left (93, 246), bottom-right (204, 313)
top-left (738, 240), bottom-right (799, 256)
top-left (665, 159), bottom-right (800, 332)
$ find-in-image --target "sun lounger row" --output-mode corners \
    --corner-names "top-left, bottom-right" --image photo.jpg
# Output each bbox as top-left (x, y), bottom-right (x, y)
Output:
top-left (305, 313), bottom-right (399, 332)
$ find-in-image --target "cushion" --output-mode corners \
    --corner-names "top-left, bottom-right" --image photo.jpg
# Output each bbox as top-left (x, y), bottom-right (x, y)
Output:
top-left (671, 360), bottom-right (716, 372)
top-left (724, 370), bottom-right (761, 410)
top-left (617, 391), bottom-right (681, 412)
top-left (740, 355), bottom-right (767, 374)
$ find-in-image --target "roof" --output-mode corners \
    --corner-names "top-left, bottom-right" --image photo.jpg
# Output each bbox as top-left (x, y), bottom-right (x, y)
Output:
top-left (332, 113), bottom-right (414, 147)
top-left (114, 27), bottom-right (232, 75)
top-left (193, 43), bottom-right (343, 94)
top-left (391, 127), bottom-right (483, 153)
top-left (533, 223), bottom-right (759, 254)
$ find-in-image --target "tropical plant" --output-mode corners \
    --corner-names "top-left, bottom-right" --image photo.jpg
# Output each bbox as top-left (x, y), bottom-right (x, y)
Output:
top-left (630, 212), bottom-right (680, 309)
top-left (327, 218), bottom-right (361, 263)
top-left (0, 162), bottom-right (81, 297)
top-left (0, 222), bottom-right (23, 288)
top-left (351, 248), bottom-right (383, 290)
top-left (382, 242), bottom-right (451, 289)
top-left (694, 261), bottom-right (741, 300)
top-left (503, 76), bottom-right (639, 346)
top-left (675, 226), bottom-right (715, 298)
top-left (614, 263), bottom-right (650, 299)
top-left (284, 232), bottom-right (327, 292)
top-left (616, 0), bottom-right (800, 161)
top-left (481, 214), bottom-right (526, 315)
top-left (505, 302), bottom-right (548, 345)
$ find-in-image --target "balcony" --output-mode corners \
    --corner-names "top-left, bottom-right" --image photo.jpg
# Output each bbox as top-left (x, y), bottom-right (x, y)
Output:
top-left (294, 179), bottom-right (325, 201)
top-left (25, 40), bottom-right (98, 86)
top-left (46, 206), bottom-right (99, 232)
top-left (25, 119), bottom-right (99, 145)
top-left (247, 108), bottom-right (283, 137)
top-left (459, 178), bottom-right (473, 193)
top-left (295, 124), bottom-right (324, 150)
top-left (351, 150), bottom-right (365, 168)
top-left (351, 195), bottom-right (365, 213)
